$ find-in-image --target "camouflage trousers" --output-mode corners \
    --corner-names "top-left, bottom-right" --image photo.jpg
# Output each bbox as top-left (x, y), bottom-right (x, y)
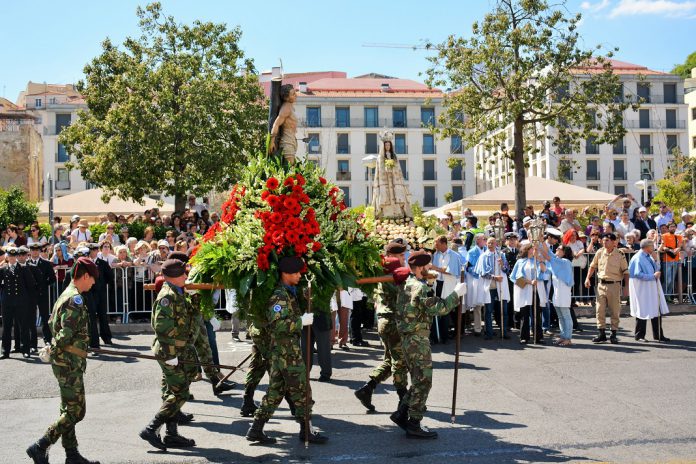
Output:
top-left (193, 316), bottom-right (221, 382)
top-left (401, 333), bottom-right (432, 421)
top-left (254, 339), bottom-right (311, 422)
top-left (157, 346), bottom-right (198, 420)
top-left (370, 317), bottom-right (408, 390)
top-left (245, 331), bottom-right (271, 391)
top-left (43, 363), bottom-right (86, 449)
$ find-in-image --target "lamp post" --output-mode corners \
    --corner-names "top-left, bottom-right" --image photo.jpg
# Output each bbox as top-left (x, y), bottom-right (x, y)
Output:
top-left (47, 172), bottom-right (54, 228)
top-left (634, 180), bottom-right (647, 206)
top-left (528, 218), bottom-right (546, 344)
top-left (362, 154), bottom-right (378, 206)
top-left (492, 218), bottom-right (506, 339)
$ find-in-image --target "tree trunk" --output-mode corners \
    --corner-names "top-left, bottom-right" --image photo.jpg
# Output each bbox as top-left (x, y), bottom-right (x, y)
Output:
top-left (513, 115), bottom-right (526, 229)
top-left (175, 194), bottom-right (187, 214)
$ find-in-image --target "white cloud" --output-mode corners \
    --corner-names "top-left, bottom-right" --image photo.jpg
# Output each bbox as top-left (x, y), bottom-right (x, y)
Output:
top-left (581, 0), bottom-right (612, 11)
top-left (609, 0), bottom-right (696, 17)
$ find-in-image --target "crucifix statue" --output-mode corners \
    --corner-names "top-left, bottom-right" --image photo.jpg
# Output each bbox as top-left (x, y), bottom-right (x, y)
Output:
top-left (267, 83), bottom-right (298, 165)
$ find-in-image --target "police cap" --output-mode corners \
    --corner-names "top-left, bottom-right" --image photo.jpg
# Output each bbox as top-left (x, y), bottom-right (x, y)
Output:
top-left (278, 256), bottom-right (304, 274)
top-left (18, 246), bottom-right (30, 255)
top-left (29, 242), bottom-right (42, 250)
top-left (407, 251), bottom-right (431, 267)
top-left (161, 259), bottom-right (187, 278)
top-left (6, 247), bottom-right (19, 256)
top-left (87, 243), bottom-right (100, 250)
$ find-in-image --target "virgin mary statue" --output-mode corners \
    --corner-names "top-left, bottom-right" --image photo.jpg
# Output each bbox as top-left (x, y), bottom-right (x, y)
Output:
top-left (371, 131), bottom-right (412, 218)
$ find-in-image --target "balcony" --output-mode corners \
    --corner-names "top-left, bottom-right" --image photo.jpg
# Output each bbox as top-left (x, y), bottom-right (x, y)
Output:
top-left (423, 198), bottom-right (438, 208)
top-left (336, 145), bottom-right (351, 154)
top-left (394, 144), bottom-right (408, 155)
top-left (625, 120), bottom-right (686, 129)
top-left (300, 117), bottom-right (439, 129)
top-left (307, 144), bottom-right (322, 155)
top-left (55, 180), bottom-right (71, 190)
top-left (364, 144), bottom-right (379, 155)
top-left (336, 171), bottom-right (351, 181)
top-left (423, 171), bottom-right (438, 181)
top-left (587, 172), bottom-right (600, 181)
top-left (613, 145), bottom-right (626, 155)
top-left (585, 146), bottom-right (600, 155)
top-left (640, 146), bottom-right (654, 155)
top-left (628, 94), bottom-right (683, 104)
top-left (613, 171), bottom-right (627, 181)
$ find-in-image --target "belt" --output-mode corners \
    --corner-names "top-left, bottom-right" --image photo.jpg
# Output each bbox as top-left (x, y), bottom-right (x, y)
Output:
top-left (599, 279), bottom-right (620, 285)
top-left (63, 345), bottom-right (88, 358)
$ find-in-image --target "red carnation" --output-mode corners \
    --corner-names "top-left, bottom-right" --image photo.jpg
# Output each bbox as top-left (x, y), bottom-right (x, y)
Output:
top-left (271, 230), bottom-right (285, 246)
top-left (311, 242), bottom-right (322, 252)
top-left (286, 230), bottom-right (300, 245)
top-left (266, 177), bottom-right (279, 190)
top-left (295, 174), bottom-right (306, 186)
top-left (267, 195), bottom-right (281, 209)
top-left (270, 212), bottom-right (283, 224)
top-left (294, 243), bottom-right (308, 254)
top-left (292, 185), bottom-right (304, 195)
top-left (283, 196), bottom-right (299, 210)
top-left (339, 202), bottom-right (347, 211)
top-left (319, 177), bottom-right (327, 185)
top-left (257, 252), bottom-right (270, 271)
top-left (284, 177), bottom-right (295, 187)
top-left (261, 190), bottom-right (270, 200)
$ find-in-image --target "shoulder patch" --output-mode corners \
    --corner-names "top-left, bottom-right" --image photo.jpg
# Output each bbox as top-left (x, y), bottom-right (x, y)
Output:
top-left (160, 297), bottom-right (170, 307)
top-left (72, 295), bottom-right (83, 305)
top-left (273, 304), bottom-right (282, 313)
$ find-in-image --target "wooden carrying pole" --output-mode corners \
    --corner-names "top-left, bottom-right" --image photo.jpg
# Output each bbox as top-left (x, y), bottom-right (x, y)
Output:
top-left (304, 277), bottom-right (313, 447)
top-left (90, 348), bottom-right (246, 372)
top-left (143, 275), bottom-right (396, 292)
top-left (451, 269), bottom-right (465, 423)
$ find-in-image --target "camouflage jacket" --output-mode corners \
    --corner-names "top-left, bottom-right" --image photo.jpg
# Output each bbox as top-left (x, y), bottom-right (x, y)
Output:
top-left (49, 283), bottom-right (90, 370)
top-left (396, 274), bottom-right (459, 336)
top-left (151, 282), bottom-right (196, 360)
top-left (374, 281), bottom-right (399, 316)
top-left (265, 284), bottom-right (303, 343)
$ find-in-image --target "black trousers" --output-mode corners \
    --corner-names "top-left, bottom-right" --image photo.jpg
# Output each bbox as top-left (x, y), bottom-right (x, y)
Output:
top-left (635, 316), bottom-right (665, 340)
top-left (88, 291), bottom-right (112, 347)
top-left (520, 301), bottom-right (543, 342)
top-left (3, 304), bottom-right (30, 355)
top-left (301, 326), bottom-right (332, 379)
top-left (350, 297), bottom-right (366, 343)
top-left (28, 293), bottom-right (52, 348)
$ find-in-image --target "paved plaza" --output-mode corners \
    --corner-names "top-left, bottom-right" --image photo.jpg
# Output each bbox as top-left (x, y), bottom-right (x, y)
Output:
top-left (1, 313), bottom-right (696, 463)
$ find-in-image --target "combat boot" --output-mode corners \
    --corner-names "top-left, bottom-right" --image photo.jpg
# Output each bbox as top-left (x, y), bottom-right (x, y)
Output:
top-left (240, 386), bottom-right (258, 417)
top-left (139, 415), bottom-right (167, 451)
top-left (245, 418), bottom-right (276, 444)
top-left (592, 329), bottom-right (607, 343)
top-left (390, 402), bottom-right (409, 431)
top-left (396, 387), bottom-right (408, 405)
top-left (405, 418), bottom-right (438, 439)
top-left (175, 410), bottom-right (194, 425)
top-left (212, 377), bottom-right (236, 396)
top-left (354, 379), bottom-right (376, 411)
top-left (163, 420), bottom-right (196, 448)
top-left (299, 421), bottom-right (328, 444)
top-left (285, 393), bottom-right (297, 416)
top-left (26, 436), bottom-right (50, 464)
top-left (609, 330), bottom-right (619, 344)
top-left (65, 447), bottom-right (100, 464)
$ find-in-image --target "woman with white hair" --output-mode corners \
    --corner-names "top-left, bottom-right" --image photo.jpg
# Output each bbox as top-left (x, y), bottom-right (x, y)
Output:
top-left (629, 239), bottom-right (670, 342)
top-left (126, 237), bottom-right (138, 257)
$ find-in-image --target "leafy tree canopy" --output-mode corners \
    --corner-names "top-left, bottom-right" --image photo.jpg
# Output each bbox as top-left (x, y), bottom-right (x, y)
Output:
top-left (671, 51), bottom-right (696, 78)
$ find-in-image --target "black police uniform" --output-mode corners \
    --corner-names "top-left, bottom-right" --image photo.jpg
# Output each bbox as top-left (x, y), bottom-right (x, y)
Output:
top-left (90, 254), bottom-right (114, 346)
top-left (27, 253), bottom-right (57, 346)
top-left (1, 256), bottom-right (37, 357)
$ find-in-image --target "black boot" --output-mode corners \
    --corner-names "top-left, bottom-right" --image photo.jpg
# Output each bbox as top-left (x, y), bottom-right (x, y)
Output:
top-left (390, 402), bottom-right (409, 431)
top-left (26, 436), bottom-right (50, 464)
top-left (592, 329), bottom-right (607, 343)
top-left (65, 447), bottom-right (100, 464)
top-left (163, 420), bottom-right (196, 448)
top-left (299, 421), bottom-right (328, 444)
top-left (240, 387), bottom-right (258, 417)
top-left (354, 379), bottom-right (376, 412)
top-left (212, 377), bottom-right (236, 396)
top-left (405, 418), bottom-right (438, 439)
top-left (139, 415), bottom-right (167, 451)
top-left (285, 393), bottom-right (297, 417)
top-left (175, 410), bottom-right (194, 425)
top-left (396, 387), bottom-right (407, 405)
top-left (609, 330), bottom-right (618, 344)
top-left (245, 418), bottom-right (276, 444)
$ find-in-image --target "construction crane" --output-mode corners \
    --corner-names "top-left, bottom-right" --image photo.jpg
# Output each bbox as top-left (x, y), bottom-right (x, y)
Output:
top-left (362, 42), bottom-right (429, 50)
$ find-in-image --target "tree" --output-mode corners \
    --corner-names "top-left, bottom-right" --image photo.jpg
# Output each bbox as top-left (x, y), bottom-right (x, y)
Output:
top-left (671, 51), bottom-right (696, 78)
top-left (60, 2), bottom-right (267, 212)
top-left (425, 0), bottom-right (630, 224)
top-left (0, 187), bottom-right (38, 230)
top-left (652, 148), bottom-right (696, 212)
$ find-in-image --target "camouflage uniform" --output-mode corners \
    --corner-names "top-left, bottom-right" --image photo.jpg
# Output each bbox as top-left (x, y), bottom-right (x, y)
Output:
top-left (152, 282), bottom-right (197, 420)
top-left (245, 321), bottom-right (271, 390)
top-left (42, 283), bottom-right (90, 449)
top-left (254, 284), bottom-right (311, 422)
top-left (397, 274), bottom-right (459, 420)
top-left (370, 281), bottom-right (408, 390)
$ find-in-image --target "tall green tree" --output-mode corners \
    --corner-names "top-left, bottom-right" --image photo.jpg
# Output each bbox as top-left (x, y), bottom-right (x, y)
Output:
top-left (0, 187), bottom-right (38, 230)
top-left (425, 0), bottom-right (631, 223)
top-left (671, 51), bottom-right (696, 78)
top-left (60, 2), bottom-right (267, 212)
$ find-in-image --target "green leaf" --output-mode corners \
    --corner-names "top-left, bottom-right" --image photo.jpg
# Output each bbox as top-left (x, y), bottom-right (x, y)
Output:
top-left (239, 273), bottom-right (255, 298)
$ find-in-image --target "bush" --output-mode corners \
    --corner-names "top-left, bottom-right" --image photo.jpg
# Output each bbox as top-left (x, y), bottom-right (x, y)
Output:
top-left (0, 187), bottom-right (38, 230)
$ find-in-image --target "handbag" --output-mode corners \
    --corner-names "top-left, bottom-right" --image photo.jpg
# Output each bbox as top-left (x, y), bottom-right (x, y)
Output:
top-left (515, 277), bottom-right (528, 289)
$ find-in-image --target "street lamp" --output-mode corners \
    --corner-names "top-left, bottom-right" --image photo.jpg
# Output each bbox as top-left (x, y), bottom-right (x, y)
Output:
top-left (46, 172), bottom-right (54, 226)
top-left (362, 154), bottom-right (378, 206)
top-left (634, 180), bottom-right (648, 206)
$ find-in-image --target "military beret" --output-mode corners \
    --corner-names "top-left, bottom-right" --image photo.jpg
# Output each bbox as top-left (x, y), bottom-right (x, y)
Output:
top-left (383, 256), bottom-right (402, 274)
top-left (18, 246), bottom-right (30, 255)
top-left (407, 251), bottom-right (431, 267)
top-left (161, 259), bottom-right (187, 278)
top-left (6, 247), bottom-right (19, 256)
top-left (168, 251), bottom-right (189, 263)
top-left (602, 232), bottom-right (617, 241)
top-left (29, 242), bottom-right (42, 250)
top-left (73, 257), bottom-right (99, 279)
top-left (385, 241), bottom-right (407, 255)
top-left (278, 256), bottom-right (304, 274)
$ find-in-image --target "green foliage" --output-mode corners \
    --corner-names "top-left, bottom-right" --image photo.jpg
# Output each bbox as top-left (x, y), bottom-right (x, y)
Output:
top-left (0, 187), bottom-right (38, 230)
top-left (446, 157), bottom-right (465, 170)
top-left (59, 2), bottom-right (267, 212)
top-left (444, 192), bottom-right (453, 203)
top-left (425, 0), bottom-right (630, 222)
top-left (671, 51), bottom-right (696, 78)
top-left (652, 179), bottom-right (694, 213)
top-left (412, 203), bottom-right (437, 230)
top-left (88, 223), bottom-right (107, 241)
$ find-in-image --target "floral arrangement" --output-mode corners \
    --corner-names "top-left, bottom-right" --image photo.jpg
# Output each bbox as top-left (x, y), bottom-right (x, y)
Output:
top-left (190, 154), bottom-right (384, 318)
top-left (384, 159), bottom-right (396, 170)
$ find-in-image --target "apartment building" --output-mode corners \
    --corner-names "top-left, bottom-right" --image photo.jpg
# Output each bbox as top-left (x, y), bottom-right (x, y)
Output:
top-left (686, 68), bottom-right (696, 158)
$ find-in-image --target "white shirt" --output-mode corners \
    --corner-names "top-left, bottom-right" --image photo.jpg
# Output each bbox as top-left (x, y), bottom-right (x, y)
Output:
top-left (339, 290), bottom-right (353, 309)
top-left (71, 228), bottom-right (92, 242)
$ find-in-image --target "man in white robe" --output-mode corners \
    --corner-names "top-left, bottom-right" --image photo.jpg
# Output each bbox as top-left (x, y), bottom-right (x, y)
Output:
top-left (628, 239), bottom-right (670, 342)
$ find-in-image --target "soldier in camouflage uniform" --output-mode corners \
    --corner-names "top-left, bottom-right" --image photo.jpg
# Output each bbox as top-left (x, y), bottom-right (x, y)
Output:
top-left (139, 259), bottom-right (197, 451)
top-left (390, 251), bottom-right (466, 439)
top-left (355, 241), bottom-right (410, 412)
top-left (26, 257), bottom-right (100, 464)
top-left (245, 256), bottom-right (328, 444)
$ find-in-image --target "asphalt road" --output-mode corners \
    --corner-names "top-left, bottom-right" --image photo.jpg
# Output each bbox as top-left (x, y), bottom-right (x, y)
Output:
top-left (2, 313), bottom-right (696, 464)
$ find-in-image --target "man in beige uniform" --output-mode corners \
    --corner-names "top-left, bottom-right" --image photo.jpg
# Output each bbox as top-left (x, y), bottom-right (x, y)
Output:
top-left (584, 233), bottom-right (628, 344)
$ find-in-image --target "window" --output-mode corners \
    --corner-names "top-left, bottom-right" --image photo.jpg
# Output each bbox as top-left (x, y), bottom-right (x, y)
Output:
top-left (35, 98), bottom-right (42, 108)
top-left (637, 83), bottom-right (651, 103)
top-left (452, 186), bottom-right (463, 202)
top-left (640, 160), bottom-right (653, 180)
top-left (422, 134), bottom-right (435, 154)
top-left (336, 107), bottom-right (350, 127)
top-left (559, 159), bottom-right (573, 181)
top-left (640, 134), bottom-right (652, 154)
top-left (587, 185), bottom-right (599, 191)
top-left (423, 160), bottom-right (436, 181)
top-left (337, 133), bottom-right (350, 154)
top-left (399, 159), bottom-right (408, 180)
top-left (613, 159), bottom-right (626, 180)
top-left (56, 168), bottom-right (70, 190)
top-left (364, 166), bottom-right (375, 181)
top-left (555, 84), bottom-right (569, 103)
top-left (451, 135), bottom-right (463, 154)
top-left (307, 133), bottom-right (321, 154)
top-left (664, 83), bottom-right (677, 104)
top-left (667, 135), bottom-right (678, 154)
top-left (614, 185), bottom-right (626, 195)
top-left (639, 109), bottom-right (650, 129)
top-left (665, 109), bottom-right (677, 129)
top-left (421, 107), bottom-right (435, 126)
top-left (451, 163), bottom-right (463, 181)
top-left (613, 138), bottom-right (625, 155)
top-left (56, 114), bottom-right (71, 134)
top-left (306, 107), bottom-right (321, 127)
top-left (394, 134), bottom-right (407, 154)
top-left (692, 136), bottom-right (696, 149)
top-left (393, 107), bottom-right (406, 128)
top-left (340, 187), bottom-right (351, 207)
top-left (423, 186), bottom-right (437, 207)
top-left (585, 136), bottom-right (599, 155)
top-left (56, 143), bottom-right (69, 163)
top-left (365, 107), bottom-right (378, 127)
top-left (614, 84), bottom-right (624, 103)
top-left (49, 97), bottom-right (57, 104)
top-left (365, 133), bottom-right (378, 154)
top-left (692, 107), bottom-right (696, 121)
top-left (336, 160), bottom-right (350, 181)
top-left (587, 159), bottom-right (599, 180)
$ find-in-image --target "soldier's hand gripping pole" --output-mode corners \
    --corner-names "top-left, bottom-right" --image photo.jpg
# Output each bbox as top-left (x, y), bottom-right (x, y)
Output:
top-left (304, 275), bottom-right (315, 447)
top-left (451, 270), bottom-right (465, 423)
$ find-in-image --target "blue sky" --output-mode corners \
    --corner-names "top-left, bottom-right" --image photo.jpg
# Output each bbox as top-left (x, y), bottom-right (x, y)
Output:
top-left (1, 0), bottom-right (694, 102)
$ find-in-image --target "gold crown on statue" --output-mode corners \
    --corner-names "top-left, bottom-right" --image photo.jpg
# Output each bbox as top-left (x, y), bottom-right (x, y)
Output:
top-left (379, 130), bottom-right (394, 142)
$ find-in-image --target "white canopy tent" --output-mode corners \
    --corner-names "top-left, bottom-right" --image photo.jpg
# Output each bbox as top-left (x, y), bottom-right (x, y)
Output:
top-left (38, 188), bottom-right (174, 219)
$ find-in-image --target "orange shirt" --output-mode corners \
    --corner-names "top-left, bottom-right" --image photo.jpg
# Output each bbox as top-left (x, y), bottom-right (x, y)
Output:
top-left (661, 233), bottom-right (682, 262)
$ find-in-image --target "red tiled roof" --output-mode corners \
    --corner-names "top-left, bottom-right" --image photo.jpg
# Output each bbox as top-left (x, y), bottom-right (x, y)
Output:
top-left (306, 77), bottom-right (439, 93)
top-left (572, 59), bottom-right (671, 76)
top-left (260, 71), bottom-right (347, 97)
